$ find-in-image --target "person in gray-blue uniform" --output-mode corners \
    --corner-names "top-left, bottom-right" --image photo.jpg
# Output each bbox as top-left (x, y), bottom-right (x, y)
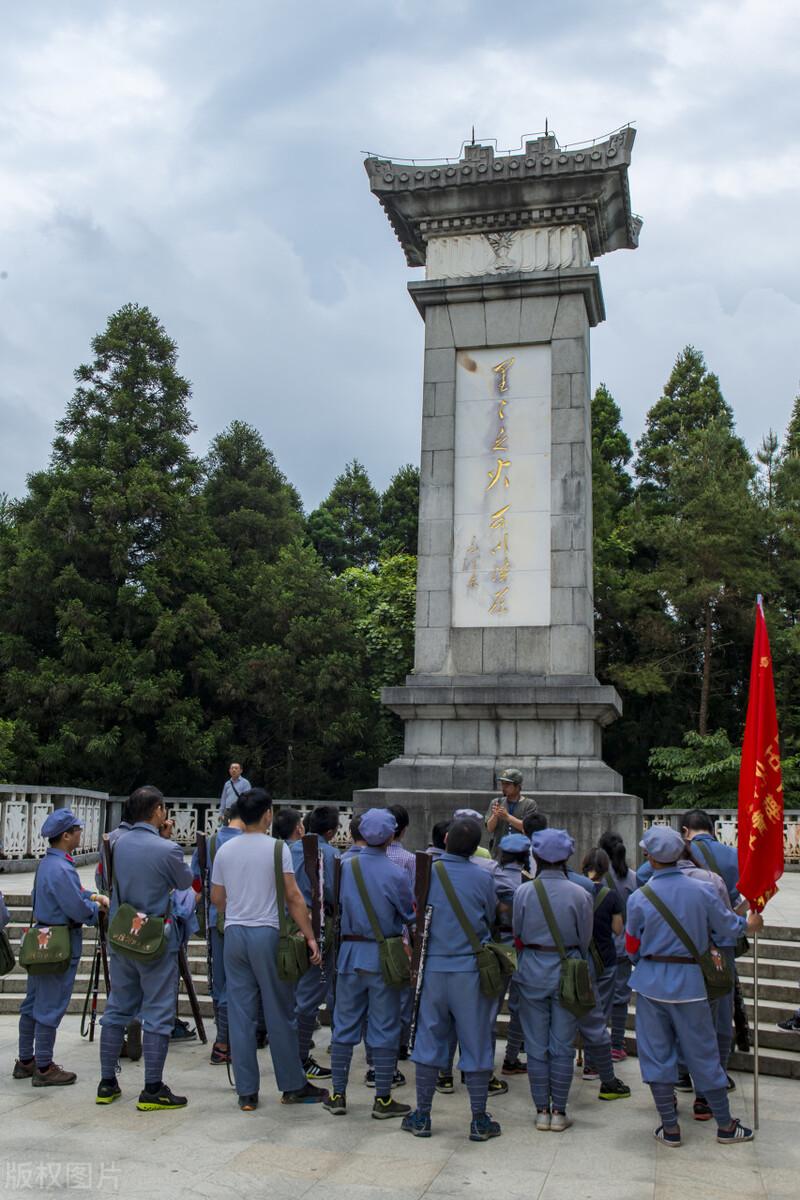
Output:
top-left (514, 828), bottom-right (627, 1133)
top-left (192, 803), bottom-right (245, 1064)
top-left (211, 788), bottom-right (325, 1112)
top-left (14, 809), bottom-right (107, 1086)
top-left (626, 826), bottom-right (763, 1147)
top-left (324, 808), bottom-right (414, 1122)
top-left (493, 833), bottom-right (528, 1076)
top-left (404, 818), bottom-right (502, 1143)
top-left (521, 811), bottom-right (594, 897)
top-left (598, 831), bottom-right (638, 1060)
top-left (274, 805), bottom-right (338, 1084)
top-left (96, 786), bottom-right (194, 1111)
top-left (0, 891), bottom-right (9, 930)
top-left (219, 761), bottom-right (251, 814)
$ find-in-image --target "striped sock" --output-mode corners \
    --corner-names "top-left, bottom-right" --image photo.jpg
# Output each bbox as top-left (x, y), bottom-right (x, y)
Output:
top-left (99, 1024), bottom-right (125, 1082)
top-left (610, 1002), bottom-right (627, 1050)
top-left (33, 1023), bottom-right (57, 1070)
top-left (705, 1085), bottom-right (732, 1128)
top-left (330, 1042), bottom-right (353, 1096)
top-left (297, 1013), bottom-right (318, 1064)
top-left (526, 1057), bottom-right (550, 1110)
top-left (716, 1028), bottom-right (733, 1070)
top-left (549, 1054), bottom-right (574, 1113)
top-left (18, 1013), bottom-right (35, 1061)
top-left (415, 1063), bottom-right (439, 1116)
top-left (464, 1069), bottom-right (491, 1117)
top-left (505, 1012), bottom-right (524, 1061)
top-left (216, 1003), bottom-right (229, 1045)
top-left (143, 1031), bottom-right (169, 1091)
top-left (585, 1035), bottom-right (614, 1086)
top-left (650, 1081), bottom-right (678, 1128)
top-left (370, 1046), bottom-right (396, 1099)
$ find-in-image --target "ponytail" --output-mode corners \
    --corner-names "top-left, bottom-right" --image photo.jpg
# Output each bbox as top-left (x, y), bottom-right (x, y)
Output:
top-left (599, 831), bottom-right (628, 880)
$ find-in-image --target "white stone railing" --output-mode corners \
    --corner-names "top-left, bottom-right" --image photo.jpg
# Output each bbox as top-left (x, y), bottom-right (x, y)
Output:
top-left (0, 785), bottom-right (109, 860)
top-left (643, 809), bottom-right (800, 864)
top-left (163, 797), bottom-right (354, 849)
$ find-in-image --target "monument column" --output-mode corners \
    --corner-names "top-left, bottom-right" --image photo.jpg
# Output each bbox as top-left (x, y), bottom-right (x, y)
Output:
top-left (355, 129), bottom-right (644, 859)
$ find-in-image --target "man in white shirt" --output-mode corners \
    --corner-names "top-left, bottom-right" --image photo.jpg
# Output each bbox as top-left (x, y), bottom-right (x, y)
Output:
top-left (211, 788), bottom-right (325, 1112)
top-left (219, 762), bottom-right (251, 814)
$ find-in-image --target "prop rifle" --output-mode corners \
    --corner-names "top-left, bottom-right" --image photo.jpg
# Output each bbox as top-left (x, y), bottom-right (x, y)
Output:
top-left (733, 972), bottom-right (751, 1052)
top-left (81, 836), bottom-right (112, 1041)
top-left (178, 942), bottom-right (207, 1044)
top-left (195, 832), bottom-right (214, 1003)
top-left (302, 833), bottom-right (326, 981)
top-left (331, 856), bottom-right (342, 1012)
top-left (408, 851), bottom-right (433, 1053)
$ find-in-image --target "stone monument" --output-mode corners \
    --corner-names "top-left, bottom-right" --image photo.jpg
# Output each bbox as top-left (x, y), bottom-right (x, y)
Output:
top-left (354, 127), bottom-right (644, 859)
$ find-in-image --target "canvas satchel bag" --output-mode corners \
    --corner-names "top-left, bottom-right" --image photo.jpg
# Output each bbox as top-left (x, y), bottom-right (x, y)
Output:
top-left (641, 883), bottom-right (734, 1002)
top-left (275, 839), bottom-right (310, 983)
top-left (351, 857), bottom-right (410, 988)
top-left (533, 879), bottom-right (596, 1018)
top-left (433, 862), bottom-right (517, 998)
top-left (18, 867), bottom-right (72, 976)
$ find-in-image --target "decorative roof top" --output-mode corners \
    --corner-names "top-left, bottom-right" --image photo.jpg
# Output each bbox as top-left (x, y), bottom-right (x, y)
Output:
top-left (365, 127), bottom-right (641, 267)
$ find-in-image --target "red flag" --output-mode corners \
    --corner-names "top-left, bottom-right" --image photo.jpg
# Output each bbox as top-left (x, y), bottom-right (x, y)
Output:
top-left (737, 599), bottom-right (784, 911)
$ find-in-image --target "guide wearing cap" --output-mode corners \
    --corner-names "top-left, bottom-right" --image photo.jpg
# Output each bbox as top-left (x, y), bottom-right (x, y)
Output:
top-left (14, 809), bottom-right (107, 1087)
top-left (485, 770), bottom-right (539, 861)
top-left (324, 808), bottom-right (415, 1122)
top-left (403, 818), bottom-right (502, 1144)
top-left (626, 825), bottom-right (763, 1147)
top-left (512, 827), bottom-right (593, 1132)
top-left (96, 786), bottom-right (194, 1112)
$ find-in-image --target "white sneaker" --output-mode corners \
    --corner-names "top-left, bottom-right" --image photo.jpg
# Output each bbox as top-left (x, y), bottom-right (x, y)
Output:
top-left (535, 1109), bottom-right (551, 1131)
top-left (550, 1111), bottom-right (573, 1132)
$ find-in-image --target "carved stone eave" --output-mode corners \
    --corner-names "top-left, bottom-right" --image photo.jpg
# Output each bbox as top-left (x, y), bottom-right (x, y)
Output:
top-left (364, 127), bottom-right (640, 266)
top-left (381, 682), bottom-right (623, 726)
top-left (408, 266), bottom-right (606, 328)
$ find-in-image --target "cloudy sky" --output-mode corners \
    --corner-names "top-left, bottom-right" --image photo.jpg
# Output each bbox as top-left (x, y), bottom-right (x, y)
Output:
top-left (2, 0), bottom-right (799, 509)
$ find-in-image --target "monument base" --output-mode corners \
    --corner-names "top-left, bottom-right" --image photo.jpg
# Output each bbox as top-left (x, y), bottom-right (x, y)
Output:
top-left (353, 786), bottom-right (643, 867)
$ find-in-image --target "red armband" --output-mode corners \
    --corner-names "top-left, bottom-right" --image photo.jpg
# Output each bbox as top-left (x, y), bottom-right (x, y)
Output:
top-left (514, 935), bottom-right (524, 952)
top-left (625, 931), bottom-right (641, 955)
top-left (191, 877), bottom-right (203, 894)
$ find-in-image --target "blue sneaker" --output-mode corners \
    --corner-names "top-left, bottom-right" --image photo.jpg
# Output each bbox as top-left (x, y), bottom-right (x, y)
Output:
top-left (469, 1112), bottom-right (502, 1142)
top-left (401, 1109), bottom-right (432, 1138)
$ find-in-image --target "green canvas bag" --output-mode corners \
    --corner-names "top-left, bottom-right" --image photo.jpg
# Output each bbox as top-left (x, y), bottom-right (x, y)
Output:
top-left (108, 899), bottom-right (171, 961)
top-left (433, 862), bottom-right (517, 998)
top-left (351, 857), bottom-right (410, 988)
top-left (641, 884), bottom-right (734, 1003)
top-left (533, 879), bottom-right (596, 1018)
top-left (275, 839), bottom-right (311, 983)
top-left (18, 868), bottom-right (72, 976)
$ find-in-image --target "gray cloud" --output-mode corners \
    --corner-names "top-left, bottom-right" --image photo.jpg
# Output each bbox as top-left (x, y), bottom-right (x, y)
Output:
top-left (1, 0), bottom-right (799, 508)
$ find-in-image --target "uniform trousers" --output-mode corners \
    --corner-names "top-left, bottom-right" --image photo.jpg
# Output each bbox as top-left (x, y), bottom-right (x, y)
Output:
top-left (209, 927), bottom-right (228, 1042)
top-left (333, 969), bottom-right (402, 1048)
top-left (224, 925), bottom-right (305, 1096)
top-left (20, 938), bottom-right (82, 1059)
top-left (411, 970), bottom-right (494, 1073)
top-left (635, 994), bottom-right (728, 1094)
top-left (101, 947), bottom-right (178, 1036)
top-left (611, 956), bottom-right (632, 1048)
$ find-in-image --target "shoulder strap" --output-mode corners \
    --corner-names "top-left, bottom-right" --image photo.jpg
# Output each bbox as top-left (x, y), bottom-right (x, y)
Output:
top-left (274, 839), bottom-right (288, 935)
top-left (533, 879), bottom-right (568, 962)
top-left (350, 857), bottom-right (386, 945)
top-left (604, 872), bottom-right (617, 893)
top-left (433, 861), bottom-right (482, 953)
top-left (209, 832), bottom-right (218, 863)
top-left (641, 884), bottom-right (701, 961)
top-left (693, 840), bottom-right (722, 876)
top-left (594, 885), bottom-right (610, 912)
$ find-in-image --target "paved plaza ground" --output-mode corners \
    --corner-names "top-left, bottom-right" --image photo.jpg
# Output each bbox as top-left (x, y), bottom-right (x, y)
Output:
top-left (2, 870), bottom-right (799, 1199)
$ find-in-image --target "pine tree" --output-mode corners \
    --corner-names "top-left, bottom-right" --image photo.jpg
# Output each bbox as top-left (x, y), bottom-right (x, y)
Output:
top-left (378, 465), bottom-right (419, 555)
top-left (306, 459), bottom-right (381, 572)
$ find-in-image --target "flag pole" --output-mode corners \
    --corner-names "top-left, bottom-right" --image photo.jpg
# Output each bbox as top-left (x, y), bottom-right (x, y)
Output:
top-left (752, 925), bottom-right (759, 1130)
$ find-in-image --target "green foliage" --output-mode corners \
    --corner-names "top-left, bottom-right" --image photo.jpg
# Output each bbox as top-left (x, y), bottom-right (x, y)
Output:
top-left (306, 459), bottom-right (381, 573)
top-left (378, 465), bottom-right (419, 556)
top-left (648, 730), bottom-right (742, 807)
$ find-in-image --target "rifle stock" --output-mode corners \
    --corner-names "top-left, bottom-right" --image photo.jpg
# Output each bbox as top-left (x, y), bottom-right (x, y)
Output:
top-left (408, 851), bottom-right (434, 1052)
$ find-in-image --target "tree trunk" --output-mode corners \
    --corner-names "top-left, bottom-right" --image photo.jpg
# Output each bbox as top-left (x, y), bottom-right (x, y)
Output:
top-left (699, 601), bottom-right (712, 736)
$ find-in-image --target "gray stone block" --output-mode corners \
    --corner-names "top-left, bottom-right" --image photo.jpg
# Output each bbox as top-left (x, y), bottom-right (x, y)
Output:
top-left (570, 515), bottom-right (587, 550)
top-left (405, 719), bottom-right (443, 755)
top-left (550, 443), bottom-right (572, 478)
top-left (552, 374), bottom-right (571, 410)
top-left (421, 414), bottom-right (455, 453)
top-left (426, 519), bottom-right (452, 557)
top-left (516, 627), bottom-right (550, 673)
top-left (478, 719), bottom-right (517, 757)
top-left (552, 408), bottom-right (587, 446)
top-left (452, 758), bottom-right (496, 790)
top-left (417, 555), bottom-right (451, 590)
top-left (407, 758), bottom-right (457, 790)
top-left (416, 588), bottom-right (430, 628)
top-left (451, 628), bottom-right (483, 674)
top-left (570, 373), bottom-right (589, 407)
top-left (572, 587), bottom-right (593, 628)
top-left (550, 587), bottom-right (574, 625)
top-left (551, 516), bottom-right (573, 552)
top-left (576, 761), bottom-right (624, 792)
top-left (419, 485), bottom-right (453, 522)
top-left (449, 303), bottom-right (487, 347)
top-left (423, 383), bottom-right (436, 417)
top-left (571, 443), bottom-right (589, 476)
top-left (551, 337), bottom-right (585, 375)
top-left (552, 293), bottom-right (589, 340)
top-left (415, 628), bottom-right (449, 673)
top-left (516, 720), bottom-right (556, 755)
top-left (552, 550), bottom-right (586, 589)
top-left (485, 298), bottom-right (522, 345)
top-left (420, 451), bottom-right (434, 485)
top-left (549, 624), bottom-right (591, 674)
top-left (428, 590), bottom-right (450, 629)
top-left (441, 720), bottom-right (479, 755)
top-left (434, 381), bottom-right (456, 416)
top-left (430, 450), bottom-right (454, 486)
top-left (520, 295), bottom-right (558, 343)
top-left (425, 305), bottom-right (454, 350)
top-left (424, 347), bottom-right (456, 383)
top-left (551, 473), bottom-right (584, 517)
top-left (482, 627), bottom-right (517, 674)
top-left (555, 720), bottom-right (600, 757)
top-left (536, 757), bottom-right (580, 790)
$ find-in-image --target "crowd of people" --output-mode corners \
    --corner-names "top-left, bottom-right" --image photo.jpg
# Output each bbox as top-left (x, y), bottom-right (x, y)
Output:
top-left (3, 767), bottom-right (768, 1149)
